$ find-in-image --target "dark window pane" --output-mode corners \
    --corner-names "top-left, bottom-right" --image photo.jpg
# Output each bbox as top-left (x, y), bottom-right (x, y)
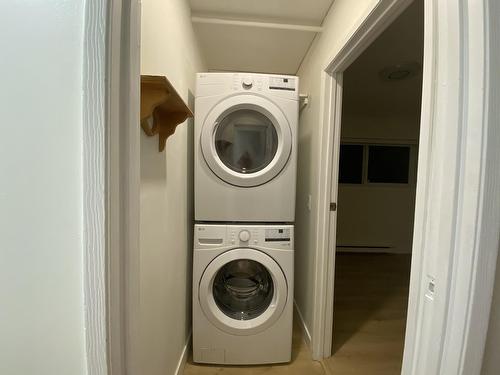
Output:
top-left (339, 144), bottom-right (364, 184)
top-left (368, 146), bottom-right (410, 183)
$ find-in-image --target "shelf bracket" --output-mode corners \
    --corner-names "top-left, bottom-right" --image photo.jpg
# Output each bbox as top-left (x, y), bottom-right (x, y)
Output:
top-left (140, 75), bottom-right (193, 151)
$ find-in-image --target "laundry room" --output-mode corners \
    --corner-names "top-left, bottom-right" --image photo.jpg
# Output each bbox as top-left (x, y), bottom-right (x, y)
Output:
top-left (137, 0), bottom-right (420, 374)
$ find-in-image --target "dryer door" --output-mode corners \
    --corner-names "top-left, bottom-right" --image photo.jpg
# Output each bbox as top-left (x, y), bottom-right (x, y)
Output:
top-left (200, 95), bottom-right (292, 187)
top-left (199, 248), bottom-right (288, 336)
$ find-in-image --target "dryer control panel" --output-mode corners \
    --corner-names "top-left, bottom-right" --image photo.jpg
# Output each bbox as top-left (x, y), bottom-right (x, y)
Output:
top-left (269, 77), bottom-right (297, 91)
top-left (195, 224), bottom-right (294, 250)
top-left (196, 72), bottom-right (299, 101)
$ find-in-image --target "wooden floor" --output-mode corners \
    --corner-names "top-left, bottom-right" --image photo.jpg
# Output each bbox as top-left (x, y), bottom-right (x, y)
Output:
top-left (184, 252), bottom-right (411, 375)
top-left (324, 252), bottom-right (412, 375)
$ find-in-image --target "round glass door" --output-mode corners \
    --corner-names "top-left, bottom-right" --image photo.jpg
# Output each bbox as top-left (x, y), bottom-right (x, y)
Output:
top-left (214, 110), bottom-right (278, 174)
top-left (200, 95), bottom-right (292, 187)
top-left (213, 259), bottom-right (274, 320)
top-left (199, 248), bottom-right (288, 335)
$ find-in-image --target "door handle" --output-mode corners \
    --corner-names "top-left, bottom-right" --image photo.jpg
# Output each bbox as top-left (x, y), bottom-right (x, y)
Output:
top-left (330, 202), bottom-right (337, 211)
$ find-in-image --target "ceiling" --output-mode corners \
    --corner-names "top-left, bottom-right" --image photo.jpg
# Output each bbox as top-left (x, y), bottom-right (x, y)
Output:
top-left (189, 0), bottom-right (334, 25)
top-left (343, 0), bottom-right (424, 117)
top-left (189, 0), bottom-right (335, 74)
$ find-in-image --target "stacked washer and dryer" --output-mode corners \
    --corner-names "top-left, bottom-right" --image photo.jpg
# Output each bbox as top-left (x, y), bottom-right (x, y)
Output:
top-left (193, 72), bottom-right (299, 365)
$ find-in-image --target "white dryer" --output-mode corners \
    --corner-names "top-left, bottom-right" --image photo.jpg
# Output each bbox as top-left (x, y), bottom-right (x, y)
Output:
top-left (195, 72), bottom-right (298, 222)
top-left (193, 224), bottom-right (294, 365)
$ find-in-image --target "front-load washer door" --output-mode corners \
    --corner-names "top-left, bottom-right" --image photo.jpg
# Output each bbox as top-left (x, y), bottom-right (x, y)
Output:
top-left (199, 248), bottom-right (288, 336)
top-left (201, 95), bottom-right (292, 187)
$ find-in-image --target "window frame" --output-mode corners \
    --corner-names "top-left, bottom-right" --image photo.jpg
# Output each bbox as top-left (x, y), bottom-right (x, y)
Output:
top-left (338, 140), bottom-right (418, 187)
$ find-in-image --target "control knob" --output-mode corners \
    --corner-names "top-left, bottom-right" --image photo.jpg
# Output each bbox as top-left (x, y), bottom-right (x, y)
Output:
top-left (239, 230), bottom-right (251, 242)
top-left (242, 77), bottom-right (253, 89)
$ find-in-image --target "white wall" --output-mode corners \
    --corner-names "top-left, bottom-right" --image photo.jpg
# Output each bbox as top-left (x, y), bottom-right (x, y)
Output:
top-left (0, 2), bottom-right (87, 375)
top-left (294, 0), bottom-right (378, 334)
top-left (140, 1), bottom-right (206, 374)
top-left (337, 184), bottom-right (417, 253)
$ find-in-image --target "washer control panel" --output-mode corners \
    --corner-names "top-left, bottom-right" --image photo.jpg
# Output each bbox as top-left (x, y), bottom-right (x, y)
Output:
top-left (195, 224), bottom-right (294, 249)
top-left (228, 226), bottom-right (292, 247)
top-left (265, 228), bottom-right (291, 242)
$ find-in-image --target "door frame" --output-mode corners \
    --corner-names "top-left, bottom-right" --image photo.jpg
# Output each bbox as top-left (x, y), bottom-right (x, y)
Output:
top-left (82, 0), bottom-right (142, 374)
top-left (312, 0), bottom-right (414, 360)
top-left (313, 2), bottom-right (500, 375)
top-left (106, 0), bottom-right (142, 374)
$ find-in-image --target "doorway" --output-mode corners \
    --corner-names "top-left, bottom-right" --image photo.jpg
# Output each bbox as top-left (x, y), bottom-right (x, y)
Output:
top-left (324, 1), bottom-right (423, 373)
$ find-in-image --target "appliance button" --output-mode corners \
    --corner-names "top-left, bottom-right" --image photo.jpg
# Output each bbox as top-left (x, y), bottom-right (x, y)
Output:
top-left (239, 230), bottom-right (251, 242)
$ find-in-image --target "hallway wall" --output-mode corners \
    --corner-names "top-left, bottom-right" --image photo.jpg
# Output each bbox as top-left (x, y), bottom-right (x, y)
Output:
top-left (140, 1), bottom-right (206, 374)
top-left (294, 0), bottom-right (379, 337)
top-left (0, 1), bottom-right (87, 374)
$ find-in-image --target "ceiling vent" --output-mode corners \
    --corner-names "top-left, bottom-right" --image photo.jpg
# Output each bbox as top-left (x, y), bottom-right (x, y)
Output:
top-left (379, 62), bottom-right (421, 82)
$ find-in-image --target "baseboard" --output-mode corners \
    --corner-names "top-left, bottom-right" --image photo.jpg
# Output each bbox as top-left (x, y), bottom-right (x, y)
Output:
top-left (337, 246), bottom-right (411, 254)
top-left (174, 331), bottom-right (191, 375)
top-left (294, 300), bottom-right (312, 349)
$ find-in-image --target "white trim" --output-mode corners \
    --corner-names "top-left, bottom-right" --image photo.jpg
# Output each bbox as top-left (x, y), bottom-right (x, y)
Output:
top-left (312, 0), bottom-right (413, 360)
top-left (294, 301), bottom-right (312, 349)
top-left (106, 0), bottom-right (142, 374)
top-left (324, 0), bottom-right (413, 73)
top-left (191, 16), bottom-right (322, 33)
top-left (174, 332), bottom-right (192, 375)
top-left (82, 1), bottom-right (109, 374)
top-left (402, 1), bottom-right (500, 373)
top-left (107, 1), bottom-right (125, 373)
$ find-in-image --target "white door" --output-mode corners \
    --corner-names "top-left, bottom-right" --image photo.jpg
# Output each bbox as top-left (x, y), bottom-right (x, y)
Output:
top-left (199, 248), bottom-right (288, 335)
top-left (201, 95), bottom-right (292, 187)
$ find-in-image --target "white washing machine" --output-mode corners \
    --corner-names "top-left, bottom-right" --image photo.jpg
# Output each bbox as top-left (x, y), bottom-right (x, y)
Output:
top-left (195, 72), bottom-right (298, 222)
top-left (193, 224), bottom-right (294, 365)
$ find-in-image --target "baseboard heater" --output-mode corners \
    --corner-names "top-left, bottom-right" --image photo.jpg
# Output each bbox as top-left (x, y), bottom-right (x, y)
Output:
top-left (337, 245), bottom-right (391, 249)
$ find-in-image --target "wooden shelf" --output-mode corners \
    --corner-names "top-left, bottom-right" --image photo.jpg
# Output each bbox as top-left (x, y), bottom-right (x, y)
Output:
top-left (140, 75), bottom-right (193, 151)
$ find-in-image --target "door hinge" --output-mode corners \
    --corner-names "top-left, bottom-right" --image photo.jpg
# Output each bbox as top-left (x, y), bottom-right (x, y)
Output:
top-left (330, 202), bottom-right (337, 211)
